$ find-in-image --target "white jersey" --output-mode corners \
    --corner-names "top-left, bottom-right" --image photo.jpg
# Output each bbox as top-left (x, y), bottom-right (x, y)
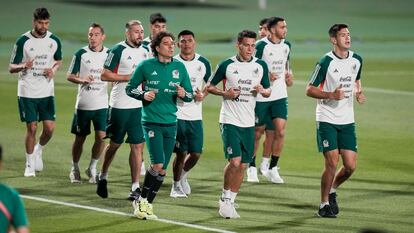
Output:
top-left (68, 46), bottom-right (109, 110)
top-left (104, 41), bottom-right (149, 109)
top-left (309, 50), bottom-right (363, 124)
top-left (255, 37), bottom-right (291, 101)
top-left (174, 54), bottom-right (211, 120)
top-left (210, 56), bottom-right (270, 127)
top-left (10, 31), bottom-right (62, 98)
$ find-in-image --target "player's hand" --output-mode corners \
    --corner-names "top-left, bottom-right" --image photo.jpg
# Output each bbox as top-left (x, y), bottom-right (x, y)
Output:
top-left (83, 75), bottom-right (94, 84)
top-left (224, 87), bottom-right (240, 100)
top-left (44, 68), bottom-right (55, 79)
top-left (144, 91), bottom-right (156, 101)
top-left (330, 84), bottom-right (345, 100)
top-left (285, 71), bottom-right (293, 86)
top-left (23, 59), bottom-right (34, 70)
top-left (269, 72), bottom-right (278, 81)
top-left (356, 91), bottom-right (366, 104)
top-left (176, 84), bottom-right (185, 98)
top-left (194, 88), bottom-right (204, 102)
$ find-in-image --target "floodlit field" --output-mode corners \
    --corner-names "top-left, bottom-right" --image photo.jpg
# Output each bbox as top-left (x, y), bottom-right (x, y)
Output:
top-left (0, 0), bottom-right (413, 232)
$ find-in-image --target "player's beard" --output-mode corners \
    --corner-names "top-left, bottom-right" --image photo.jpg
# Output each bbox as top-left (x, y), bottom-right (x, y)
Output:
top-left (34, 27), bottom-right (47, 37)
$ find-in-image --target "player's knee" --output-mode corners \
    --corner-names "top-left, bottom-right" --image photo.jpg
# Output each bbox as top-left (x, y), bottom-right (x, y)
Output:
top-left (344, 165), bottom-right (356, 176)
top-left (27, 124), bottom-right (37, 135)
top-left (275, 128), bottom-right (285, 139)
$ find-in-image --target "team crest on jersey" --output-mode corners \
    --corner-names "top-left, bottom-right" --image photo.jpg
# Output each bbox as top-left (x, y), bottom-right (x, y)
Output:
top-left (323, 140), bottom-right (329, 148)
top-left (148, 130), bottom-right (155, 138)
top-left (172, 70), bottom-right (179, 79)
top-left (226, 146), bottom-right (233, 155)
top-left (352, 64), bottom-right (357, 73)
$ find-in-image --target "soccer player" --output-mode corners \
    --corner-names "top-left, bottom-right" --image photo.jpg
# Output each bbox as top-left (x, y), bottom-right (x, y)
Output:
top-left (67, 23), bottom-right (108, 184)
top-left (258, 18), bottom-right (269, 39)
top-left (8, 7), bottom-right (62, 177)
top-left (142, 13), bottom-right (167, 57)
top-left (96, 20), bottom-right (149, 200)
top-left (306, 24), bottom-right (366, 218)
top-left (248, 16), bottom-right (293, 183)
top-left (170, 30), bottom-right (211, 198)
top-left (207, 30), bottom-right (271, 219)
top-left (247, 17), bottom-right (273, 182)
top-left (0, 145), bottom-right (29, 233)
top-left (127, 31), bottom-right (193, 220)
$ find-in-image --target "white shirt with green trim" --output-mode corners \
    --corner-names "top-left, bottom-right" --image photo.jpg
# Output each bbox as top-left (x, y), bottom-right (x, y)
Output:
top-left (104, 41), bottom-right (149, 109)
top-left (10, 31), bottom-right (62, 98)
top-left (174, 54), bottom-right (212, 121)
top-left (68, 46), bottom-right (109, 110)
top-left (255, 37), bottom-right (291, 102)
top-left (309, 50), bottom-right (363, 124)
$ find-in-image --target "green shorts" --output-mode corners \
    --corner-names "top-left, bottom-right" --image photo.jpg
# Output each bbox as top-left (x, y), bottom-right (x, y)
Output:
top-left (255, 98), bottom-right (288, 127)
top-left (174, 119), bottom-right (203, 154)
top-left (105, 107), bottom-right (145, 144)
top-left (143, 122), bottom-right (177, 170)
top-left (316, 121), bottom-right (357, 153)
top-left (71, 108), bottom-right (108, 136)
top-left (18, 96), bottom-right (55, 123)
top-left (219, 123), bottom-right (254, 164)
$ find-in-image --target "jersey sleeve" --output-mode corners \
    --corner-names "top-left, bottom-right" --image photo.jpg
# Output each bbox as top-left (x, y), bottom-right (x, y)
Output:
top-left (104, 44), bottom-right (124, 72)
top-left (209, 59), bottom-right (232, 86)
top-left (9, 35), bottom-right (29, 64)
top-left (284, 40), bottom-right (292, 61)
top-left (257, 59), bottom-right (270, 88)
top-left (255, 40), bottom-right (267, 59)
top-left (12, 189), bottom-right (29, 229)
top-left (198, 56), bottom-right (212, 83)
top-left (353, 53), bottom-right (363, 81)
top-left (179, 64), bottom-right (193, 102)
top-left (308, 55), bottom-right (332, 87)
top-left (67, 49), bottom-right (86, 75)
top-left (126, 60), bottom-right (146, 100)
top-left (50, 34), bottom-right (63, 61)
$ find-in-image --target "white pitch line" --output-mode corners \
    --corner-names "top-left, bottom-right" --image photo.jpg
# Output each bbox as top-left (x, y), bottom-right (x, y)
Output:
top-left (21, 195), bottom-right (236, 233)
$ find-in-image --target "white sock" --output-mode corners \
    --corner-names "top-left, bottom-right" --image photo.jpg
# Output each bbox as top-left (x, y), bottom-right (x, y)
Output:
top-left (329, 188), bottom-right (336, 194)
top-left (221, 189), bottom-right (231, 200)
top-left (26, 153), bottom-right (34, 165)
top-left (230, 191), bottom-right (238, 203)
top-left (89, 158), bottom-right (99, 170)
top-left (262, 157), bottom-right (270, 164)
top-left (36, 143), bottom-right (44, 150)
top-left (99, 172), bottom-right (108, 180)
top-left (320, 201), bottom-right (329, 209)
top-left (174, 181), bottom-right (180, 186)
top-left (131, 182), bottom-right (140, 191)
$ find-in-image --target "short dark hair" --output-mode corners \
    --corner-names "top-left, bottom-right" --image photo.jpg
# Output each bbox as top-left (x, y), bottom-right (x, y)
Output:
top-left (149, 13), bottom-right (167, 24)
top-left (33, 8), bottom-right (50, 21)
top-left (237, 30), bottom-right (257, 43)
top-left (178, 30), bottom-right (195, 39)
top-left (267, 16), bottom-right (285, 30)
top-left (90, 23), bottom-right (105, 34)
top-left (151, 31), bottom-right (175, 57)
top-left (259, 18), bottom-right (269, 26)
top-left (329, 24), bottom-right (349, 37)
